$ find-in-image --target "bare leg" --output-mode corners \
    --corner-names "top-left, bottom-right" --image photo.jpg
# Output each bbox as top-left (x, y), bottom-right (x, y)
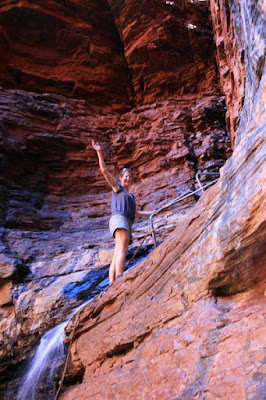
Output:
top-left (112, 228), bottom-right (129, 280)
top-left (109, 246), bottom-right (117, 284)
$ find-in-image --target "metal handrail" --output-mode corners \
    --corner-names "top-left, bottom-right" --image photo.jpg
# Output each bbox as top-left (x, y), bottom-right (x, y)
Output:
top-left (195, 172), bottom-right (220, 194)
top-left (149, 176), bottom-right (219, 247)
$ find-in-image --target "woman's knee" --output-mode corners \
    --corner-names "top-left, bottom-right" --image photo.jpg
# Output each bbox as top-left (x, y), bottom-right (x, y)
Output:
top-left (114, 228), bottom-right (130, 248)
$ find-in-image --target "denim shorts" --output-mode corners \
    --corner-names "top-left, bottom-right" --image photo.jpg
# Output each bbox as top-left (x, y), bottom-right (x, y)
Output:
top-left (109, 214), bottom-right (133, 244)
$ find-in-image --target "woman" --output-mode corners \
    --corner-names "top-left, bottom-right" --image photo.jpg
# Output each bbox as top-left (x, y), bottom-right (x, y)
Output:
top-left (92, 139), bottom-right (152, 284)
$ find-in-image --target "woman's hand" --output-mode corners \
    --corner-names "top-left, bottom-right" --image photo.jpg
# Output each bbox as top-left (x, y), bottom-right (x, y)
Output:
top-left (92, 139), bottom-right (101, 152)
top-left (91, 139), bottom-right (119, 192)
top-left (137, 209), bottom-right (157, 218)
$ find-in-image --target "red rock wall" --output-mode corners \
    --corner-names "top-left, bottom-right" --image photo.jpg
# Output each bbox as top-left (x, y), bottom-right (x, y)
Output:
top-left (0, 90), bottom-right (229, 380)
top-left (4, 0), bottom-right (265, 398)
top-left (56, 0), bottom-right (266, 399)
top-left (61, 123), bottom-right (266, 399)
top-left (0, 0), bottom-right (133, 108)
top-left (108, 0), bottom-right (220, 104)
top-left (0, 0), bottom-right (220, 108)
top-left (0, 93), bottom-right (230, 397)
top-left (208, 0), bottom-right (265, 146)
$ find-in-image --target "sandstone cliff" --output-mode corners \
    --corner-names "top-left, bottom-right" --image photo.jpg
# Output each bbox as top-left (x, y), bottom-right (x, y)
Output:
top-left (0, 0), bottom-right (265, 399)
top-left (60, 1), bottom-right (266, 398)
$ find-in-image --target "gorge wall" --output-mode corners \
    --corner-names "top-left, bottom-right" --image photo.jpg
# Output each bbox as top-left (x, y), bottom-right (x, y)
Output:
top-left (0, 0), bottom-right (265, 399)
top-left (208, 0), bottom-right (266, 146)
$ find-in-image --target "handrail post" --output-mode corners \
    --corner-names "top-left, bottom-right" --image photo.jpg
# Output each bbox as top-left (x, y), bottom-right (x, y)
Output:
top-left (149, 213), bottom-right (157, 248)
top-left (196, 171), bottom-right (220, 195)
top-left (196, 172), bottom-right (204, 194)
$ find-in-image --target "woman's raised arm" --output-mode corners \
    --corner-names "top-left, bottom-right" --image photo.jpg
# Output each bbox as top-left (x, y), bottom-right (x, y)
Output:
top-left (91, 140), bottom-right (120, 192)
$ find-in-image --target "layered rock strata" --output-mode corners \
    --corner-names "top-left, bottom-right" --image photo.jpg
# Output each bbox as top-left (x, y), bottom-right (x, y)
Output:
top-left (0, 0), bottom-right (219, 107)
top-left (57, 0), bottom-right (266, 399)
top-left (0, 0), bottom-right (133, 108)
top-left (208, 0), bottom-right (266, 145)
top-left (108, 0), bottom-right (219, 104)
top-left (61, 99), bottom-right (265, 400)
top-left (0, 0), bottom-right (247, 397)
top-left (0, 86), bottom-right (230, 391)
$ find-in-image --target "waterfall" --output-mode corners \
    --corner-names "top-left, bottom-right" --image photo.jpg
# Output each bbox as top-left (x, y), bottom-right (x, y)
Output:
top-left (14, 320), bottom-right (68, 400)
top-left (7, 298), bottom-right (93, 400)
top-left (5, 250), bottom-right (150, 400)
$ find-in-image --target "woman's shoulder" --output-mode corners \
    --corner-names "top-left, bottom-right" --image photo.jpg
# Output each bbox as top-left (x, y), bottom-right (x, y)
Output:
top-left (112, 180), bottom-right (123, 193)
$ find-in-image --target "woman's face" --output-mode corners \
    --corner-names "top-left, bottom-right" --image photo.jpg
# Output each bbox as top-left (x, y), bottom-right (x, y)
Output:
top-left (121, 171), bottom-right (133, 188)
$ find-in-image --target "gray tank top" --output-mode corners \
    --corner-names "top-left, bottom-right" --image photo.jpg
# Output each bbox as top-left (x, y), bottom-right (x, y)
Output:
top-left (111, 181), bottom-right (136, 222)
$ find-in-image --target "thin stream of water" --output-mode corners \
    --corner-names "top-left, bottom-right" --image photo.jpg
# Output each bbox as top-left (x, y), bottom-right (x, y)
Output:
top-left (6, 250), bottom-right (151, 399)
top-left (6, 297), bottom-right (94, 400)
top-left (14, 320), bottom-right (68, 400)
